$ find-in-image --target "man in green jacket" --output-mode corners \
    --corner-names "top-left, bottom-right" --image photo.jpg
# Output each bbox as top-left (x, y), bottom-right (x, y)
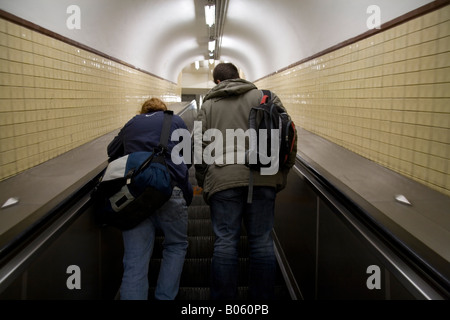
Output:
top-left (194, 62), bottom-right (297, 300)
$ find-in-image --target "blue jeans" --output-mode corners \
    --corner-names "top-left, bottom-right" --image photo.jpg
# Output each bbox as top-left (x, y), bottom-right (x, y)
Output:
top-left (209, 186), bottom-right (277, 300)
top-left (120, 188), bottom-right (188, 300)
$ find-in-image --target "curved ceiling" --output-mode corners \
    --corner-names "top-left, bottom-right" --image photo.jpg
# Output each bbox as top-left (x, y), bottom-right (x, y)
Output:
top-left (0, 0), bottom-right (434, 84)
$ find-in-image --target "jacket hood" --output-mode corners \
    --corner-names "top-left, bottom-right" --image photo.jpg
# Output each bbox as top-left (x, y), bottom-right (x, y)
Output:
top-left (204, 78), bottom-right (258, 101)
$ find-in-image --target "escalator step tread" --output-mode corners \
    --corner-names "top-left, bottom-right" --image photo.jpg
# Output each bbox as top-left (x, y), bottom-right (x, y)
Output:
top-left (147, 287), bottom-right (250, 300)
top-left (147, 286), bottom-right (291, 300)
top-left (191, 196), bottom-right (206, 206)
top-left (188, 206), bottom-right (210, 219)
top-left (187, 219), bottom-right (213, 236)
top-left (149, 257), bottom-right (288, 288)
top-left (149, 258), bottom-right (251, 287)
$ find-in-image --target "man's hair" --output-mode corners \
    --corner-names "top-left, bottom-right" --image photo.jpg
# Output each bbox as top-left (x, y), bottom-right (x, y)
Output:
top-left (213, 63), bottom-right (240, 84)
top-left (140, 97), bottom-right (167, 114)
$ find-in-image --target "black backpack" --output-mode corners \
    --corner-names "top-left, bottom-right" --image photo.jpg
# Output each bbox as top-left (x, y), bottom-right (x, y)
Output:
top-left (245, 90), bottom-right (296, 202)
top-left (246, 90), bottom-right (296, 172)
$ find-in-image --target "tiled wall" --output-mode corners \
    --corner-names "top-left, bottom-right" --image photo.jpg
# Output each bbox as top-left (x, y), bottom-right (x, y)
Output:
top-left (255, 5), bottom-right (449, 197)
top-left (0, 18), bottom-right (181, 181)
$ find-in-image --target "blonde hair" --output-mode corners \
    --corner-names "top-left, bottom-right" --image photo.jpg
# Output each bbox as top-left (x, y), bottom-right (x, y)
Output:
top-left (140, 98), bottom-right (167, 114)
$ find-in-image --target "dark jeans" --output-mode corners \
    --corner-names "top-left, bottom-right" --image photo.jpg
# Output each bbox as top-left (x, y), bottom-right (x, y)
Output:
top-left (209, 186), bottom-right (277, 300)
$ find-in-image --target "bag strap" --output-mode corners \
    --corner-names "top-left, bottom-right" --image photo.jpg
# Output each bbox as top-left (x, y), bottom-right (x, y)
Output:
top-left (158, 110), bottom-right (174, 151)
top-left (247, 90), bottom-right (271, 204)
top-left (261, 89), bottom-right (271, 104)
top-left (133, 110), bottom-right (173, 178)
top-left (248, 90), bottom-right (272, 157)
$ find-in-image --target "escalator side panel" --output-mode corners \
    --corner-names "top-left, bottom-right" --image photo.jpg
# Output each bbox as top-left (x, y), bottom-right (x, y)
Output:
top-left (274, 171), bottom-right (317, 300)
top-left (316, 198), bottom-right (414, 300)
top-left (0, 205), bottom-right (123, 299)
top-left (274, 165), bottom-right (420, 300)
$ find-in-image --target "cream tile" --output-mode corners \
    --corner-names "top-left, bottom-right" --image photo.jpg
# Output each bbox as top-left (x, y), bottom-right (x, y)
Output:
top-left (422, 10), bottom-right (440, 28)
top-left (438, 4), bottom-right (450, 24)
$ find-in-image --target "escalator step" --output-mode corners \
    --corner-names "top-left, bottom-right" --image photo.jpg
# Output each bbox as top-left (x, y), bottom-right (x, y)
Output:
top-left (188, 219), bottom-right (214, 236)
top-left (188, 205), bottom-right (210, 219)
top-left (176, 287), bottom-right (210, 300)
top-left (148, 285), bottom-right (290, 300)
top-left (149, 258), bottom-right (250, 287)
top-left (149, 252), bottom-right (288, 289)
top-left (147, 286), bottom-right (251, 300)
top-left (148, 258), bottom-right (211, 287)
top-left (191, 195), bottom-right (206, 206)
top-left (175, 287), bottom-right (250, 300)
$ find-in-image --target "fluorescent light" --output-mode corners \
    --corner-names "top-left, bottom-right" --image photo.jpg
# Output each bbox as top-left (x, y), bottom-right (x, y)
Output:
top-left (208, 40), bottom-right (216, 51)
top-left (205, 5), bottom-right (215, 27)
top-left (194, 61), bottom-right (199, 70)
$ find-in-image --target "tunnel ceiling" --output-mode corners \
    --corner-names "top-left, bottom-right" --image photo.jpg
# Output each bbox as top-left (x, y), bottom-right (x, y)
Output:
top-left (0, 0), bottom-right (434, 83)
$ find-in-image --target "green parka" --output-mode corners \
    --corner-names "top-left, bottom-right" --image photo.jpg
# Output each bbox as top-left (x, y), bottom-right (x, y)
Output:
top-left (194, 78), bottom-right (297, 203)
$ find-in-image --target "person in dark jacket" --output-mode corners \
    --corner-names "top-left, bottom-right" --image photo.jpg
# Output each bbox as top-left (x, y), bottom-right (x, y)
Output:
top-left (107, 97), bottom-right (193, 300)
top-left (195, 63), bottom-right (297, 300)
